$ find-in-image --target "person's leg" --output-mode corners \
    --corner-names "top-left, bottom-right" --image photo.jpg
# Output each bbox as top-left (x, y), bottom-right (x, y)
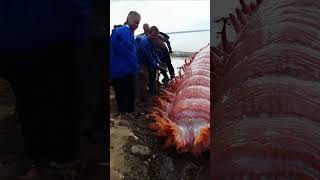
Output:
top-left (159, 68), bottom-right (169, 84)
top-left (137, 74), bottom-right (144, 104)
top-left (134, 72), bottom-right (140, 105)
top-left (128, 75), bottom-right (136, 113)
top-left (114, 76), bottom-right (129, 113)
top-left (154, 70), bottom-right (160, 93)
top-left (152, 69), bottom-right (157, 92)
top-left (167, 61), bottom-right (175, 78)
top-left (122, 74), bottom-right (135, 113)
top-left (163, 50), bottom-right (175, 78)
top-left (136, 65), bottom-right (148, 105)
top-left (113, 79), bottom-right (124, 113)
top-left (115, 74), bottom-right (135, 113)
top-left (148, 68), bottom-right (156, 94)
top-left (140, 65), bottom-right (149, 102)
top-left (147, 69), bottom-right (152, 94)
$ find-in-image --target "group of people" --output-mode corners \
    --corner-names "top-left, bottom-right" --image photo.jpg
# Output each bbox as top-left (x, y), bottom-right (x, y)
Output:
top-left (110, 11), bottom-right (175, 118)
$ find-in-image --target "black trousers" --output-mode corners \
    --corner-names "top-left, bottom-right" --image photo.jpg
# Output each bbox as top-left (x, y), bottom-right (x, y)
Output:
top-left (113, 74), bottom-right (135, 113)
top-left (160, 48), bottom-right (175, 76)
top-left (148, 69), bottom-right (157, 93)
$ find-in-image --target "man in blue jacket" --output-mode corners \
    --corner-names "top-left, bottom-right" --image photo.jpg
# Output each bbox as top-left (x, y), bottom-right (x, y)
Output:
top-left (137, 24), bottom-right (174, 84)
top-left (136, 26), bottom-right (164, 97)
top-left (0, 1), bottom-right (105, 178)
top-left (110, 11), bottom-right (141, 118)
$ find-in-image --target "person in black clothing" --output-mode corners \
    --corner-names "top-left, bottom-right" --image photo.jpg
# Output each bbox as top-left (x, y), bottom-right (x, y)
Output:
top-left (157, 32), bottom-right (175, 80)
top-left (159, 32), bottom-right (172, 54)
top-left (142, 23), bottom-right (172, 54)
top-left (140, 23), bottom-right (175, 83)
top-left (110, 11), bottom-right (141, 118)
top-left (139, 23), bottom-right (172, 52)
top-left (156, 34), bottom-right (171, 84)
top-left (141, 23), bottom-right (175, 82)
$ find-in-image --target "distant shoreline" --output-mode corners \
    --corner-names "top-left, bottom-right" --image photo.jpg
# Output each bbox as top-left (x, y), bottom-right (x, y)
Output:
top-left (171, 51), bottom-right (194, 57)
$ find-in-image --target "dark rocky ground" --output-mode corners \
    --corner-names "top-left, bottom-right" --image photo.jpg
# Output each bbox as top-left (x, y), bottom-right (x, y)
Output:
top-left (0, 73), bottom-right (210, 180)
top-left (110, 86), bottom-right (210, 180)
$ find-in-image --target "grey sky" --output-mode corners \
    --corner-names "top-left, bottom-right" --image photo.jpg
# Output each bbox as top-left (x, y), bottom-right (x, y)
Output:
top-left (110, 0), bottom-right (210, 52)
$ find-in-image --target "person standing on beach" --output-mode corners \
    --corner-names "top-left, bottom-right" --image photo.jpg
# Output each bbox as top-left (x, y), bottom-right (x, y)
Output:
top-left (110, 11), bottom-right (141, 118)
top-left (140, 24), bottom-right (175, 82)
top-left (136, 26), bottom-right (165, 96)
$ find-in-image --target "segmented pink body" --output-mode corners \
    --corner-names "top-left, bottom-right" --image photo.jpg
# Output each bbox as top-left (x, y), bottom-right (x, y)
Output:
top-left (212, 0), bottom-right (320, 178)
top-left (148, 45), bottom-right (210, 154)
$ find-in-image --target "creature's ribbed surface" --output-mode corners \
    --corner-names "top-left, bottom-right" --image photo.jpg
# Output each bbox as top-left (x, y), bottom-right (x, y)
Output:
top-left (212, 0), bottom-right (320, 178)
top-left (148, 45), bottom-right (210, 155)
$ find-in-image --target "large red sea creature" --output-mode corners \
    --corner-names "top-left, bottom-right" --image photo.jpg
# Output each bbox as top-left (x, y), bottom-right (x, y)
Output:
top-left (148, 45), bottom-right (210, 155)
top-left (212, 0), bottom-right (320, 178)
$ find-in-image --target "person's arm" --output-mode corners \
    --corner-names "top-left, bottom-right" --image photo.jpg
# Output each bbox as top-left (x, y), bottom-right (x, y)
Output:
top-left (141, 44), bottom-right (160, 69)
top-left (154, 49), bottom-right (167, 71)
top-left (155, 52), bottom-right (161, 65)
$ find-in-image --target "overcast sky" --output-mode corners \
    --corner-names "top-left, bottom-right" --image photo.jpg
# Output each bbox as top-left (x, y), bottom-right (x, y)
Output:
top-left (110, 0), bottom-right (210, 52)
top-left (110, 0), bottom-right (210, 34)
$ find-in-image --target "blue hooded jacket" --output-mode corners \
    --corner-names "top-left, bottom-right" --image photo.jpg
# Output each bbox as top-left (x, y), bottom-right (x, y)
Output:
top-left (136, 34), bottom-right (160, 69)
top-left (110, 25), bottom-right (139, 80)
top-left (0, 0), bottom-right (95, 53)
